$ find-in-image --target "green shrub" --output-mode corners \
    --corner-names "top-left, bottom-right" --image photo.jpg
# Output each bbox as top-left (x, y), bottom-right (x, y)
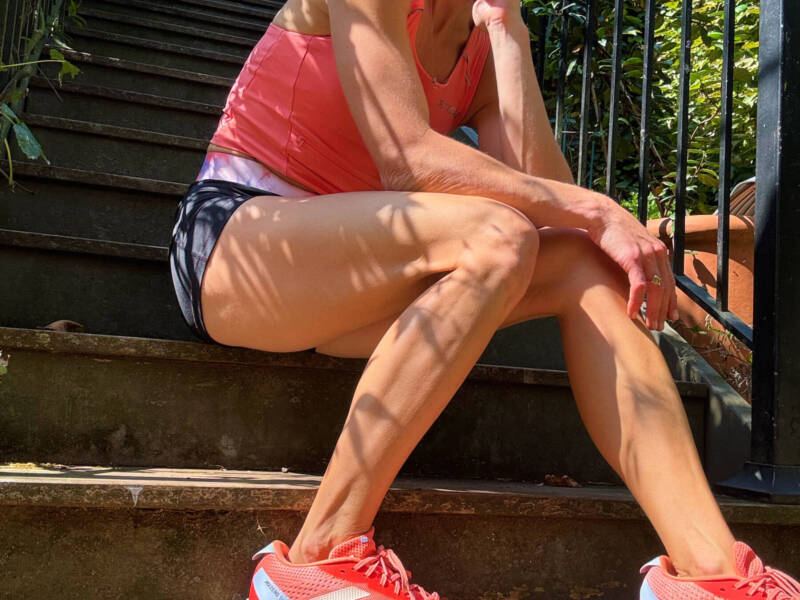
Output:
top-left (525, 0), bottom-right (759, 218)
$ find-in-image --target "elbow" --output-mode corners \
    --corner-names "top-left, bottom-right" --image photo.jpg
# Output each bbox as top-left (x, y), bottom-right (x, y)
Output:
top-left (374, 131), bottom-right (433, 191)
top-left (379, 163), bottom-right (418, 192)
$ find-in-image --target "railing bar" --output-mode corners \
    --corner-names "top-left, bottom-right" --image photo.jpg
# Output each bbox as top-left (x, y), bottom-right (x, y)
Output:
top-left (578, 0), bottom-right (596, 187)
top-left (673, 0), bottom-right (693, 275)
top-left (605, 0), bottom-right (625, 199)
top-left (716, 0), bottom-right (736, 312)
top-left (637, 0), bottom-right (657, 224)
top-left (554, 0), bottom-right (569, 147)
top-left (675, 276), bottom-right (754, 348)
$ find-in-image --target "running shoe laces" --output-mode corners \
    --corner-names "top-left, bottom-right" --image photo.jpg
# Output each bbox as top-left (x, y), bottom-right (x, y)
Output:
top-left (732, 567), bottom-right (800, 599)
top-left (732, 542), bottom-right (800, 599)
top-left (352, 545), bottom-right (440, 600)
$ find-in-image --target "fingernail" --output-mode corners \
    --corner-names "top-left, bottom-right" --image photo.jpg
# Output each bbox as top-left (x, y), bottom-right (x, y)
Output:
top-left (671, 309), bottom-right (679, 320)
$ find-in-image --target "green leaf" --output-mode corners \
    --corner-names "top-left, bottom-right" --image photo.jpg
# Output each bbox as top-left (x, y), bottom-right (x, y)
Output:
top-left (697, 172), bottom-right (718, 187)
top-left (12, 121), bottom-right (47, 163)
top-left (58, 60), bottom-right (80, 83)
top-left (0, 104), bottom-right (20, 125)
top-left (49, 49), bottom-right (81, 83)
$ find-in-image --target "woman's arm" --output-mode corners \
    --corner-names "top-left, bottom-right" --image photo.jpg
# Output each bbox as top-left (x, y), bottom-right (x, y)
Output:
top-left (327, 0), bottom-right (677, 326)
top-left (466, 9), bottom-right (573, 184)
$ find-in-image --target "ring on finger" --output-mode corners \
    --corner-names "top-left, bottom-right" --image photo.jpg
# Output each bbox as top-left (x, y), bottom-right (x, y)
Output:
top-left (651, 274), bottom-right (662, 286)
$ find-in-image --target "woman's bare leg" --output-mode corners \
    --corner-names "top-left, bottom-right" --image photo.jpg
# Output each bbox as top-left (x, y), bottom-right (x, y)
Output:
top-left (306, 227), bottom-right (737, 578)
top-left (200, 189), bottom-right (538, 557)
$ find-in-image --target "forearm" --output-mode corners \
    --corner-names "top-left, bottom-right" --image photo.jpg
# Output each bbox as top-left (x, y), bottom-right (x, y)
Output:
top-left (383, 128), bottom-right (622, 231)
top-left (487, 20), bottom-right (574, 184)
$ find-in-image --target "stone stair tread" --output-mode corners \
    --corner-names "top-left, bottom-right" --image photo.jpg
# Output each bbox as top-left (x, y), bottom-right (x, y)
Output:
top-left (1, 464), bottom-right (796, 526)
top-left (80, 6), bottom-right (260, 46)
top-left (45, 46), bottom-right (234, 87)
top-left (0, 325), bottom-right (709, 398)
top-left (28, 77), bottom-right (223, 115)
top-left (0, 464), bottom-right (638, 516)
top-left (0, 228), bottom-right (166, 262)
top-left (66, 27), bottom-right (248, 65)
top-left (89, 0), bottom-right (271, 33)
top-left (21, 113), bottom-right (209, 151)
top-left (0, 161), bottom-right (187, 195)
top-left (154, 0), bottom-right (277, 20)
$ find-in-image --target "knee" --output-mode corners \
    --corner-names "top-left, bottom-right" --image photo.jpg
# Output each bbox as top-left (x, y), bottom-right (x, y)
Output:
top-left (461, 202), bottom-right (539, 300)
top-left (558, 229), bottom-right (629, 299)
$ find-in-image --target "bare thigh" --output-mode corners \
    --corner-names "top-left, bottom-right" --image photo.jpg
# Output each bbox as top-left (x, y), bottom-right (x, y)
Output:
top-left (312, 227), bottom-right (633, 358)
top-left (200, 189), bottom-right (532, 352)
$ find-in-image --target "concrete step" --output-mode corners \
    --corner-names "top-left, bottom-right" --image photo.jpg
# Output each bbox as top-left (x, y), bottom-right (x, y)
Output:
top-left (82, 0), bottom-right (271, 38)
top-left (40, 47), bottom-right (233, 105)
top-left (0, 230), bottom-right (190, 340)
top-left (63, 27), bottom-right (247, 78)
top-left (78, 6), bottom-right (258, 54)
top-left (0, 326), bottom-right (707, 481)
top-left (1, 465), bottom-right (798, 600)
top-left (146, 0), bottom-right (278, 21)
top-left (0, 166), bottom-right (180, 247)
top-left (13, 113), bottom-right (206, 181)
top-left (25, 78), bottom-right (222, 140)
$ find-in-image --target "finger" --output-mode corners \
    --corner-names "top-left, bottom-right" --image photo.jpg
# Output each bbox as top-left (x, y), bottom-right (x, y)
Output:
top-left (627, 266), bottom-right (647, 320)
top-left (662, 250), bottom-right (680, 322)
top-left (668, 282), bottom-right (680, 323)
top-left (653, 244), bottom-right (672, 330)
top-left (665, 266), bottom-right (680, 323)
top-left (656, 249), bottom-right (678, 327)
top-left (643, 253), bottom-right (662, 330)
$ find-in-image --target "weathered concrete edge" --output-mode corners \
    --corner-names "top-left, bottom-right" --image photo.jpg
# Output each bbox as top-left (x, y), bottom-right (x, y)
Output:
top-left (0, 228), bottom-right (167, 262)
top-left (0, 160), bottom-right (187, 195)
top-left (29, 77), bottom-right (224, 115)
top-left (1, 466), bottom-right (798, 525)
top-left (81, 6), bottom-right (259, 45)
top-left (23, 113), bottom-right (208, 151)
top-left (0, 326), bottom-right (708, 397)
top-left (654, 324), bottom-right (751, 484)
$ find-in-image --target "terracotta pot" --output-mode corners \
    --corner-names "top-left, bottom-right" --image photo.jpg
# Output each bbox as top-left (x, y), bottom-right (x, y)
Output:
top-left (647, 215), bottom-right (754, 400)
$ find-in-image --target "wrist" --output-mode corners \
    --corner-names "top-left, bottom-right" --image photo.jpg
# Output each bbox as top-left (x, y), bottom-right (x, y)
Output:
top-left (521, 175), bottom-right (610, 230)
top-left (484, 16), bottom-right (529, 39)
top-left (585, 192), bottom-right (616, 233)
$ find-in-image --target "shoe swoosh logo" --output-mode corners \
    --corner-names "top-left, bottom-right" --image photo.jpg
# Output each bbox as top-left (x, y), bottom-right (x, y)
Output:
top-left (308, 586), bottom-right (372, 600)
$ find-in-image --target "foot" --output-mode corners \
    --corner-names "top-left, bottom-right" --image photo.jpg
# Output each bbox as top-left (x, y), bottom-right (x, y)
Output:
top-left (640, 541), bottom-right (800, 599)
top-left (249, 526), bottom-right (440, 600)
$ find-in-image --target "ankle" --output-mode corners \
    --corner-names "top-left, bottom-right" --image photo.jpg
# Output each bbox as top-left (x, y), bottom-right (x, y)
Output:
top-left (672, 545), bottom-right (737, 578)
top-left (288, 534), bottom-right (332, 564)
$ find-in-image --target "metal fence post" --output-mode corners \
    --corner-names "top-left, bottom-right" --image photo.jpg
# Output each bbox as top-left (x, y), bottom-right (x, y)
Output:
top-left (719, 0), bottom-right (800, 503)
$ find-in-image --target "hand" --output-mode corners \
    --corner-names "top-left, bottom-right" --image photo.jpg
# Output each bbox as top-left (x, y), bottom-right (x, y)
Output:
top-left (472, 0), bottom-right (525, 30)
top-left (588, 207), bottom-right (679, 331)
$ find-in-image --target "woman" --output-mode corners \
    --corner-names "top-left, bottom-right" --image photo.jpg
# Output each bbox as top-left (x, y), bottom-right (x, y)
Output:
top-left (168, 0), bottom-right (800, 598)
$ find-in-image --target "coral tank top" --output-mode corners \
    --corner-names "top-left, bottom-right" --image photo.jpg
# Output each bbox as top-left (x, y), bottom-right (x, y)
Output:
top-left (209, 0), bottom-right (490, 195)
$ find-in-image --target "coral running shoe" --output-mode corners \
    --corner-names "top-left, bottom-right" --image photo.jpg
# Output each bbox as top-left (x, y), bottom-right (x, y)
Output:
top-left (640, 541), bottom-right (800, 599)
top-left (249, 527), bottom-right (440, 600)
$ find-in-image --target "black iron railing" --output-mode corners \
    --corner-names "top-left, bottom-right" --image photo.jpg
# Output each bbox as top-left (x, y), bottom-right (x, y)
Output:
top-left (522, 0), bottom-right (799, 501)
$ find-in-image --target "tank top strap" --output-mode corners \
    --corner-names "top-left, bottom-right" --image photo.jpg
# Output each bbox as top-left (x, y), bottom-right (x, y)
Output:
top-left (408, 0), bottom-right (425, 14)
